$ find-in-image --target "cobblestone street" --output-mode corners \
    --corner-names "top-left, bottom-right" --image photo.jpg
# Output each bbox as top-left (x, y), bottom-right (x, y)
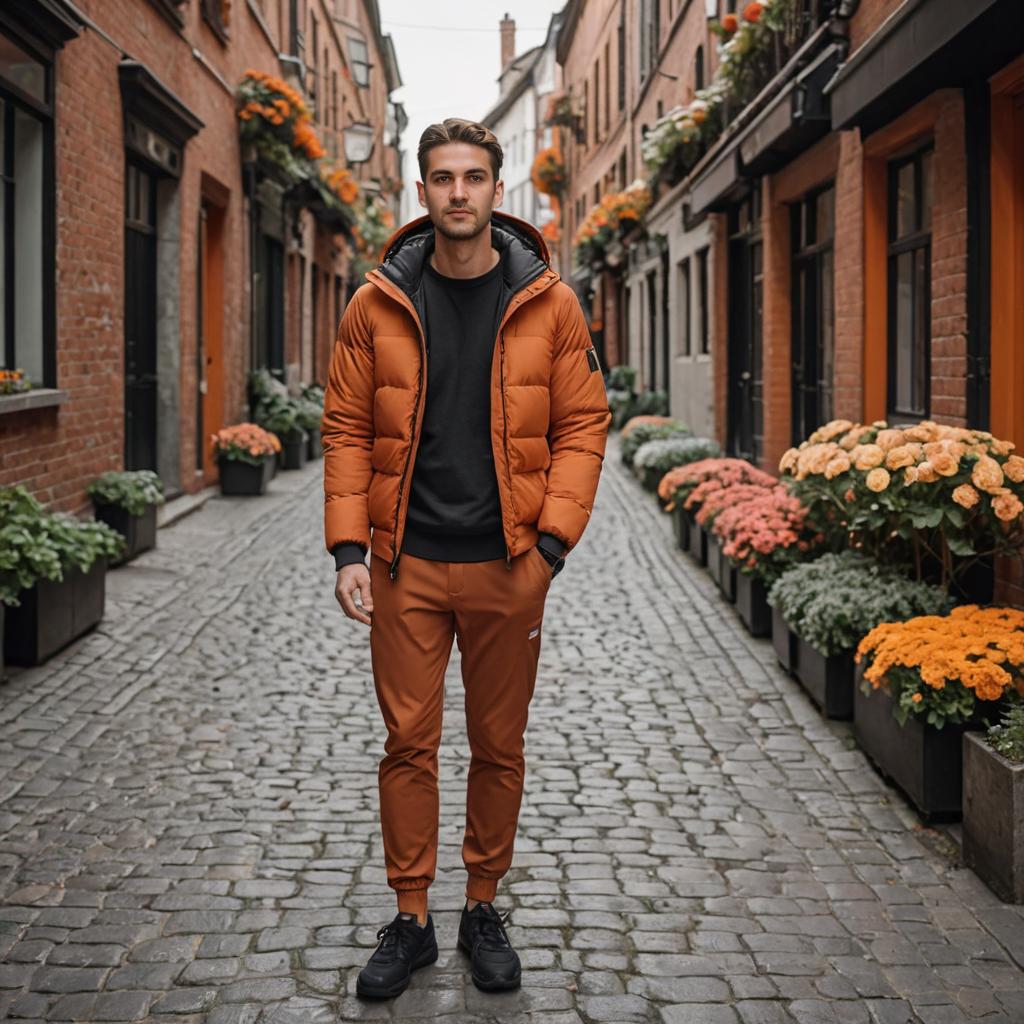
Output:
top-left (2, 441), bottom-right (1023, 1024)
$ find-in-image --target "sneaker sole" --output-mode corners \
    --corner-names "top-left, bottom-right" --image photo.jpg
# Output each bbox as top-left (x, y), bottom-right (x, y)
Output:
top-left (355, 942), bottom-right (438, 999)
top-left (456, 935), bottom-right (522, 991)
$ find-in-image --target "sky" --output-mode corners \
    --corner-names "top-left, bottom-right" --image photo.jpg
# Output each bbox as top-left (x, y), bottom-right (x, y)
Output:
top-left (379, 0), bottom-right (567, 222)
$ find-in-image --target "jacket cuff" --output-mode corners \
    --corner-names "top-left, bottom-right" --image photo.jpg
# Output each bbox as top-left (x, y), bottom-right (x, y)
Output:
top-left (537, 532), bottom-right (566, 560)
top-left (333, 542), bottom-right (367, 571)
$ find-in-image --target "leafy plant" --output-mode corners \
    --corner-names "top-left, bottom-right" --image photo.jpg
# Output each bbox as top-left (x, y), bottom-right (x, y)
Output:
top-left (621, 419), bottom-right (690, 466)
top-left (0, 486), bottom-right (124, 606)
top-left (857, 606), bottom-right (1024, 729)
top-left (768, 551), bottom-right (951, 659)
top-left (0, 368), bottom-right (31, 395)
top-left (985, 703), bottom-right (1024, 764)
top-left (633, 436), bottom-right (721, 475)
top-left (606, 365), bottom-right (637, 392)
top-left (630, 390), bottom-right (670, 418)
top-left (87, 470), bottom-right (165, 517)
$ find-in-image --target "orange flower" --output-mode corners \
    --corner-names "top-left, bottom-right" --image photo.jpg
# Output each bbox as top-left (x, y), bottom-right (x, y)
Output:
top-left (952, 484), bottom-right (980, 509)
top-left (743, 1), bottom-right (763, 22)
top-left (1004, 455), bottom-right (1024, 483)
top-left (911, 692), bottom-right (923, 703)
top-left (866, 468), bottom-right (891, 493)
top-left (992, 493), bottom-right (1024, 522)
top-left (972, 455), bottom-right (1005, 493)
top-left (885, 444), bottom-right (920, 471)
top-left (916, 462), bottom-right (938, 483)
top-left (930, 451), bottom-right (960, 477)
top-left (853, 444), bottom-right (885, 470)
top-left (721, 12), bottom-right (739, 32)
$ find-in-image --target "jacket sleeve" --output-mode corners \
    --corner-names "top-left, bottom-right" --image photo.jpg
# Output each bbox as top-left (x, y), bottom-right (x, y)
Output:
top-left (537, 287), bottom-right (612, 552)
top-left (322, 285), bottom-right (375, 557)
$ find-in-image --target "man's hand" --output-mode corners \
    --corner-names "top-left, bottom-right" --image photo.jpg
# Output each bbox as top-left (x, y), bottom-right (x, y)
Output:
top-left (336, 563), bottom-right (373, 626)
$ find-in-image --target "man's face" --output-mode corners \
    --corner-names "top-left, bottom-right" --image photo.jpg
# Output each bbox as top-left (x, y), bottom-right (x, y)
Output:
top-left (417, 142), bottom-right (504, 242)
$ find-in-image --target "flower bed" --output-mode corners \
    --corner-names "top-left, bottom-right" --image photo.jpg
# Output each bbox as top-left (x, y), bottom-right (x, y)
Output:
top-left (621, 418), bottom-right (690, 466)
top-left (633, 436), bottom-right (721, 492)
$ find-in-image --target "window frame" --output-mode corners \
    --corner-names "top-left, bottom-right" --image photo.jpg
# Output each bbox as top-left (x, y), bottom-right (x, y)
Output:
top-left (348, 36), bottom-right (371, 89)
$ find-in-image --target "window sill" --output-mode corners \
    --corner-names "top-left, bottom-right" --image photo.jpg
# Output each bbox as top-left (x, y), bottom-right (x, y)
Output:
top-left (0, 388), bottom-right (69, 415)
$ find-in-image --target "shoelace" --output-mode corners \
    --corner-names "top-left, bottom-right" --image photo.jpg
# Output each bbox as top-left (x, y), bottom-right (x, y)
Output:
top-left (472, 904), bottom-right (512, 948)
top-left (373, 916), bottom-right (420, 961)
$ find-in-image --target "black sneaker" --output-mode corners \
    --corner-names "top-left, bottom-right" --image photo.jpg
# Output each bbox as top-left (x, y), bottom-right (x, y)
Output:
top-left (356, 912), bottom-right (438, 999)
top-left (457, 901), bottom-right (521, 991)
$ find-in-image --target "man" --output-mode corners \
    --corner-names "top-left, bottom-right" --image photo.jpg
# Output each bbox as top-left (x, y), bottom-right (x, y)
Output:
top-left (321, 117), bottom-right (610, 999)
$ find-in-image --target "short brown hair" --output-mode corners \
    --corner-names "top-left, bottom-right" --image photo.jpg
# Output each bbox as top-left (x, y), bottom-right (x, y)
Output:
top-left (418, 118), bottom-right (503, 183)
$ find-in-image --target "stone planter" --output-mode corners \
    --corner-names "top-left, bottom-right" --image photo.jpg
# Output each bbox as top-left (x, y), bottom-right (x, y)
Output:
top-left (92, 502), bottom-right (157, 566)
top-left (796, 637), bottom-right (854, 720)
top-left (281, 430), bottom-right (309, 470)
top-left (0, 602), bottom-right (5, 683)
top-left (736, 572), bottom-right (771, 638)
top-left (772, 603), bottom-right (796, 673)
top-left (688, 518), bottom-right (707, 566)
top-left (963, 732), bottom-right (1024, 903)
top-left (640, 465), bottom-right (662, 492)
top-left (219, 457), bottom-right (274, 496)
top-left (707, 535), bottom-right (735, 602)
top-left (306, 430), bottom-right (323, 461)
top-left (4, 558), bottom-right (107, 667)
top-left (672, 506), bottom-right (690, 552)
top-left (853, 665), bottom-right (1002, 821)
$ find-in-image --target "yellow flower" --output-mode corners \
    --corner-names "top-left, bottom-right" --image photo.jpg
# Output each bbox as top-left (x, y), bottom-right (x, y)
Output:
top-left (917, 462), bottom-right (938, 483)
top-left (824, 453), bottom-right (852, 480)
top-left (875, 429), bottom-right (907, 452)
top-left (993, 493), bottom-right (1024, 522)
top-left (866, 468), bottom-right (891, 492)
top-left (991, 438), bottom-right (1015, 456)
top-left (779, 448), bottom-right (799, 474)
top-left (952, 484), bottom-right (980, 509)
top-left (904, 466), bottom-right (919, 485)
top-left (972, 455), bottom-right (1005, 493)
top-left (930, 451), bottom-right (960, 477)
top-left (885, 444), bottom-right (919, 470)
top-left (1004, 455), bottom-right (1024, 483)
top-left (853, 444), bottom-right (885, 470)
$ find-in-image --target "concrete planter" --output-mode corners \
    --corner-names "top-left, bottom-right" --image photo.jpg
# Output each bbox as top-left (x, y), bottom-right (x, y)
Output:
top-left (92, 502), bottom-right (157, 566)
top-left (281, 430), bottom-right (309, 470)
top-left (706, 535), bottom-right (735, 602)
top-left (4, 558), bottom-right (107, 666)
top-left (0, 602), bottom-right (5, 683)
top-left (306, 430), bottom-right (323, 461)
top-left (796, 636), bottom-right (854, 719)
top-left (219, 457), bottom-right (274, 496)
top-left (688, 518), bottom-right (707, 566)
top-left (772, 603), bottom-right (796, 673)
top-left (963, 732), bottom-right (1024, 903)
top-left (736, 572), bottom-right (771, 638)
top-left (854, 664), bottom-right (1002, 821)
top-left (672, 506), bottom-right (690, 552)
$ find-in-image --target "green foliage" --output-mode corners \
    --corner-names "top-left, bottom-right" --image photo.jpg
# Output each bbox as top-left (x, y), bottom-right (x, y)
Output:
top-left (768, 551), bottom-right (951, 657)
top-left (87, 470), bottom-right (165, 517)
top-left (605, 365), bottom-right (637, 392)
top-left (985, 703), bottom-right (1024, 764)
top-left (621, 420), bottom-right (690, 465)
top-left (631, 390), bottom-right (670, 417)
top-left (249, 369), bottom-right (309, 441)
top-left (0, 486), bottom-right (123, 606)
top-left (633, 436), bottom-right (722, 474)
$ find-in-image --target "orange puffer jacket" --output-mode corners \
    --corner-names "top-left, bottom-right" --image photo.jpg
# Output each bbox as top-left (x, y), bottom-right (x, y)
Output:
top-left (322, 210), bottom-right (611, 578)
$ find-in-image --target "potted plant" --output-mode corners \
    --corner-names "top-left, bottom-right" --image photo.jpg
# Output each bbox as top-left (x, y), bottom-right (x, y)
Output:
top-left (779, 418), bottom-right (1024, 602)
top-left (86, 470), bottom-right (165, 565)
top-left (963, 703), bottom-right (1024, 902)
top-left (769, 552), bottom-right (950, 720)
top-left (712, 486), bottom-right (821, 638)
top-left (632, 436), bottom-right (721, 494)
top-left (855, 606), bottom-right (1022, 820)
top-left (300, 384), bottom-right (325, 461)
top-left (0, 485), bottom-right (124, 668)
top-left (212, 423), bottom-right (281, 495)
top-left (620, 416), bottom-right (689, 467)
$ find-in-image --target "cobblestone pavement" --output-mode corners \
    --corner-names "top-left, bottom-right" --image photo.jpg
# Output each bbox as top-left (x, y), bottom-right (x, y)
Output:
top-left (2, 441), bottom-right (1024, 1024)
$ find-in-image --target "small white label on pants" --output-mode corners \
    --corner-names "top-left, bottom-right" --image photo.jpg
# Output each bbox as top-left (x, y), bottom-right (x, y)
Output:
top-left (528, 627), bottom-right (540, 640)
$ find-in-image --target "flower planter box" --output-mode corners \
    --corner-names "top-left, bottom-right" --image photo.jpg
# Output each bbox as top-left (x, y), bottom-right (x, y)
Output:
top-left (281, 431), bottom-right (308, 470)
top-left (688, 517), bottom-right (707, 566)
top-left (0, 602), bottom-right (5, 683)
top-left (772, 603), bottom-right (796, 673)
top-left (706, 535), bottom-right (735, 602)
top-left (218, 457), bottom-right (274, 496)
top-left (735, 572), bottom-right (771, 638)
top-left (672, 506), bottom-right (690, 552)
top-left (853, 665), bottom-right (1002, 821)
top-left (306, 431), bottom-right (323, 461)
top-left (92, 503), bottom-right (157, 566)
top-left (962, 732), bottom-right (1024, 903)
top-left (4, 558), bottom-right (107, 667)
top-left (640, 466), bottom-right (663, 493)
top-left (796, 637), bottom-right (854, 720)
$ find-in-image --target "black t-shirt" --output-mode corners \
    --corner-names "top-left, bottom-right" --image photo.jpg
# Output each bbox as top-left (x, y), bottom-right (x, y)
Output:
top-left (401, 251), bottom-right (507, 562)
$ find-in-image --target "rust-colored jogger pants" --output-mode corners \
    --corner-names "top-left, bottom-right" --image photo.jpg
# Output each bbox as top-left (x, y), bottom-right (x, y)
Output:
top-left (368, 547), bottom-right (552, 916)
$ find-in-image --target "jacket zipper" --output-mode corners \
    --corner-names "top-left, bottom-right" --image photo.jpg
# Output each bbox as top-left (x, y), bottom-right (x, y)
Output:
top-left (498, 328), bottom-right (515, 571)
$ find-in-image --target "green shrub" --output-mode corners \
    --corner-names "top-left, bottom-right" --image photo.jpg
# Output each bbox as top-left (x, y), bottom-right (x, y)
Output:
top-left (621, 420), bottom-right (690, 465)
top-left (985, 703), bottom-right (1024, 764)
top-left (605, 365), bottom-right (637, 392)
top-left (87, 470), bottom-right (165, 517)
top-left (768, 551), bottom-right (951, 657)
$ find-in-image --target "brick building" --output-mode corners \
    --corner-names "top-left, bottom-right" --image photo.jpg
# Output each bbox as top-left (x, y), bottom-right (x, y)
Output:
top-left (0, 0), bottom-right (403, 511)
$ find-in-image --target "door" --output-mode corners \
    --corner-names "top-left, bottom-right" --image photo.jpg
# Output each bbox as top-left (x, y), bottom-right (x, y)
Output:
top-left (727, 188), bottom-right (764, 462)
top-left (199, 200), bottom-right (226, 482)
top-left (254, 232), bottom-right (285, 376)
top-left (125, 161), bottom-right (158, 472)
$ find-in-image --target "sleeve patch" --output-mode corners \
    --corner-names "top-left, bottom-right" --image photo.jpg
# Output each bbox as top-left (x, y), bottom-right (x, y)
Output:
top-left (585, 347), bottom-right (601, 373)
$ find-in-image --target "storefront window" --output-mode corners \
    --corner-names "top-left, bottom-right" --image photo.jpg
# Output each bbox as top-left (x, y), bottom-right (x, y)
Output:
top-left (887, 146), bottom-right (932, 421)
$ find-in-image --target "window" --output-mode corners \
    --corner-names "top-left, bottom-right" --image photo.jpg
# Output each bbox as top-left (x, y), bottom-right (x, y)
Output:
top-left (583, 79), bottom-right (589, 148)
top-left (695, 45), bottom-right (705, 91)
top-left (791, 184), bottom-right (836, 444)
top-left (887, 146), bottom-right (933, 421)
top-left (349, 36), bottom-right (370, 88)
top-left (678, 258), bottom-right (691, 356)
top-left (200, 0), bottom-right (229, 41)
top-left (0, 30), bottom-right (53, 389)
top-left (617, 7), bottom-right (625, 111)
top-left (696, 247), bottom-right (709, 355)
top-left (594, 60), bottom-right (600, 143)
top-left (308, 16), bottom-right (319, 107)
top-left (604, 42), bottom-right (610, 132)
top-left (639, 0), bottom-right (661, 81)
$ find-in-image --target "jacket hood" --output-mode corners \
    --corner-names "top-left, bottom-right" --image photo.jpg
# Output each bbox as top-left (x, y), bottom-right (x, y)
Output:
top-left (373, 210), bottom-right (553, 299)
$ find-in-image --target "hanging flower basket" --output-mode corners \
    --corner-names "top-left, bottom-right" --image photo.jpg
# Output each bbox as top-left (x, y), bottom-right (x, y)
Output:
top-left (531, 147), bottom-right (566, 196)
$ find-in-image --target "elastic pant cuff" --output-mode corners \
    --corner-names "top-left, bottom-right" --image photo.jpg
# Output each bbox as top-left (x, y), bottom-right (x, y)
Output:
top-left (396, 888), bottom-right (429, 918)
top-left (466, 875), bottom-right (498, 903)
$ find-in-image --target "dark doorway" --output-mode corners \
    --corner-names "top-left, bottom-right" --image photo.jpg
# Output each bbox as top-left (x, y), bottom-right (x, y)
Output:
top-left (124, 161), bottom-right (159, 472)
top-left (646, 269), bottom-right (657, 391)
top-left (660, 247), bottom-right (670, 393)
top-left (727, 187), bottom-right (764, 462)
top-left (791, 184), bottom-right (835, 444)
top-left (254, 232), bottom-right (285, 377)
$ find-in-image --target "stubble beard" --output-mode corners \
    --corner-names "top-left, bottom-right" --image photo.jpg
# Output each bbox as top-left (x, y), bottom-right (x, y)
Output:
top-left (434, 209), bottom-right (490, 242)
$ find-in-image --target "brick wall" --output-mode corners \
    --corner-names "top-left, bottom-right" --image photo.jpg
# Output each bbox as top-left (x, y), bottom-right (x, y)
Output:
top-left (833, 131), bottom-right (865, 423)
